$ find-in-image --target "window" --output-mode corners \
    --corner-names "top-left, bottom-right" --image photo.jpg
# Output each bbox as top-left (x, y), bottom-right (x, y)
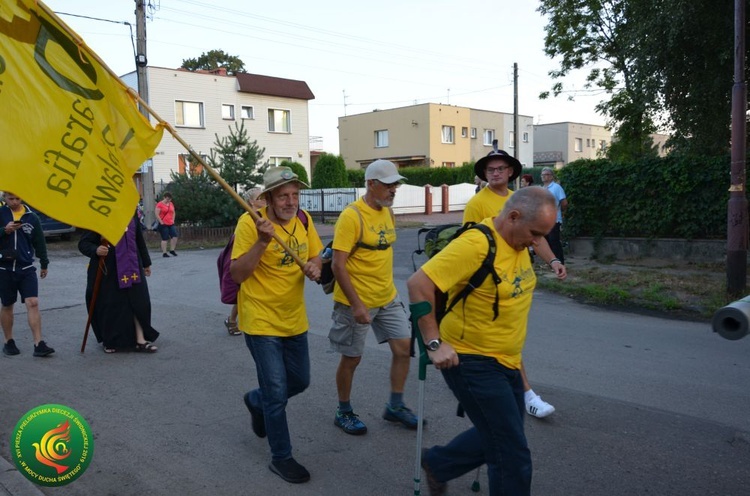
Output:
top-left (240, 106), bottom-right (254, 119)
top-left (175, 101), bottom-right (204, 127)
top-left (442, 125), bottom-right (455, 144)
top-left (375, 129), bottom-right (389, 148)
top-left (268, 156), bottom-right (292, 166)
top-left (442, 162), bottom-right (456, 168)
top-left (599, 140), bottom-right (607, 149)
top-left (470, 128), bottom-right (477, 139)
top-left (574, 138), bottom-right (583, 152)
top-left (483, 129), bottom-right (495, 145)
top-left (461, 127), bottom-right (468, 138)
top-left (268, 108), bottom-right (291, 133)
top-left (509, 131), bottom-right (515, 147)
top-left (178, 153), bottom-right (209, 175)
top-left (522, 132), bottom-right (529, 143)
top-left (586, 139), bottom-right (591, 147)
top-left (222, 104), bottom-right (235, 120)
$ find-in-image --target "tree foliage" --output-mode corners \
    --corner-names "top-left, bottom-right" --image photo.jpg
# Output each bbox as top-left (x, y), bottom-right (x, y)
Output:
top-left (181, 49), bottom-right (246, 74)
top-left (279, 160), bottom-right (309, 185)
top-left (560, 156), bottom-right (729, 240)
top-left (163, 173), bottom-right (244, 227)
top-left (208, 121), bottom-right (267, 193)
top-left (311, 153), bottom-right (349, 188)
top-left (538, 0), bottom-right (748, 158)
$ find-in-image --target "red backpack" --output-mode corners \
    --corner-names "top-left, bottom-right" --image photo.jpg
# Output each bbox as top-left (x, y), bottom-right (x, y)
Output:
top-left (217, 209), bottom-right (309, 304)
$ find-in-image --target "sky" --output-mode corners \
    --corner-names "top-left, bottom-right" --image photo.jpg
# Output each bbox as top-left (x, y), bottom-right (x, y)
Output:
top-left (42, 0), bottom-right (608, 154)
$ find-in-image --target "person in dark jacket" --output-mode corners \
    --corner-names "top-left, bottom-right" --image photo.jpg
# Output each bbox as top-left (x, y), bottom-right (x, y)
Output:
top-left (0, 192), bottom-right (54, 357)
top-left (78, 215), bottom-right (159, 353)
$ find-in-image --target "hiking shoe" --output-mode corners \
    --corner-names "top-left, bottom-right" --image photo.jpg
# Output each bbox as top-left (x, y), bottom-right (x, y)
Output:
top-left (243, 392), bottom-right (266, 438)
top-left (526, 393), bottom-right (555, 418)
top-left (269, 457), bottom-right (310, 483)
top-left (334, 408), bottom-right (367, 435)
top-left (383, 403), bottom-right (420, 430)
top-left (169, 250), bottom-right (178, 257)
top-left (3, 339), bottom-right (20, 356)
top-left (33, 341), bottom-right (55, 357)
top-left (162, 253), bottom-right (170, 258)
top-left (421, 449), bottom-right (447, 496)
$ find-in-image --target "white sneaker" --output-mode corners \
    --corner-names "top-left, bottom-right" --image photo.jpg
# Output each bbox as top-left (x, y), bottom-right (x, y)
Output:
top-left (525, 394), bottom-right (555, 418)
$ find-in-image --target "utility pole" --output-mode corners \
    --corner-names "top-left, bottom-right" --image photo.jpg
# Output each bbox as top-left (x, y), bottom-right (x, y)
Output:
top-left (342, 90), bottom-right (348, 116)
top-left (135, 0), bottom-right (156, 227)
top-left (727, 0), bottom-right (748, 296)
top-left (513, 63), bottom-right (520, 188)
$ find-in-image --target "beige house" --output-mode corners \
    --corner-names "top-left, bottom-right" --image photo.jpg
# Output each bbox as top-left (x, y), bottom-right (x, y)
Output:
top-left (121, 66), bottom-right (315, 185)
top-left (338, 103), bottom-right (534, 170)
top-left (533, 122), bottom-right (611, 168)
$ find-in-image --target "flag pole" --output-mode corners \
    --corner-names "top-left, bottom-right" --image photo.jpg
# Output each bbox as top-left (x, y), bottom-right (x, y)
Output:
top-left (126, 89), bottom-right (306, 268)
top-left (33, 1), bottom-right (306, 269)
top-left (81, 254), bottom-right (107, 353)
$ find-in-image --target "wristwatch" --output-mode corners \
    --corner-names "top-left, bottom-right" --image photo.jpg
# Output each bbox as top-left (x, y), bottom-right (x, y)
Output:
top-left (426, 339), bottom-right (441, 352)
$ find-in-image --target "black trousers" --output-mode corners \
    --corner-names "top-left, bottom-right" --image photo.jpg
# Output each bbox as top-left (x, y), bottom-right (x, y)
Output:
top-left (544, 222), bottom-right (564, 264)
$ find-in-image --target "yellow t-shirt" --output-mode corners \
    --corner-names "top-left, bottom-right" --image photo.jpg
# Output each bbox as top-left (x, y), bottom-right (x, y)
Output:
top-left (463, 187), bottom-right (514, 224)
top-left (231, 208), bottom-right (323, 337)
top-left (332, 197), bottom-right (397, 308)
top-left (421, 218), bottom-right (536, 369)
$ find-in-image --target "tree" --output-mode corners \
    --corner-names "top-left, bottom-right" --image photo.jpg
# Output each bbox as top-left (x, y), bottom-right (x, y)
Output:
top-left (181, 49), bottom-right (246, 74)
top-left (312, 154), bottom-right (349, 188)
top-left (208, 121), bottom-right (267, 193)
top-left (165, 172), bottom-right (244, 227)
top-left (538, 0), bottom-right (659, 159)
top-left (538, 0), bottom-right (748, 159)
top-left (311, 154), bottom-right (349, 188)
top-left (279, 160), bottom-right (310, 185)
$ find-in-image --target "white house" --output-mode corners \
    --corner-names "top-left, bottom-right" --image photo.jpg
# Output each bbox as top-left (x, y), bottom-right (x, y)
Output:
top-left (121, 67), bottom-right (315, 186)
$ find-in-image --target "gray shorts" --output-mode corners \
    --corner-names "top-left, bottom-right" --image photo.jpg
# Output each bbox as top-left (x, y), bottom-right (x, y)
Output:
top-left (329, 296), bottom-right (410, 357)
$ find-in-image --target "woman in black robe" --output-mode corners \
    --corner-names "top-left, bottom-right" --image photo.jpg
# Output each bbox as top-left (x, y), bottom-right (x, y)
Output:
top-left (78, 216), bottom-right (159, 353)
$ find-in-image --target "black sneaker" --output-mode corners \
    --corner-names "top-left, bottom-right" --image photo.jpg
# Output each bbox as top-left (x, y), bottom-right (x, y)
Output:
top-left (3, 339), bottom-right (20, 356)
top-left (243, 392), bottom-right (266, 438)
top-left (169, 250), bottom-right (178, 257)
top-left (269, 458), bottom-right (310, 484)
top-left (33, 341), bottom-right (55, 357)
top-left (162, 253), bottom-right (170, 258)
top-left (421, 449), bottom-right (447, 496)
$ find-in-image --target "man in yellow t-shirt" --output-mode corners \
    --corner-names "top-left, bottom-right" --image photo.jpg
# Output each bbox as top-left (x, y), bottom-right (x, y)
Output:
top-left (464, 143), bottom-right (566, 419)
top-left (329, 160), bottom-right (420, 435)
top-left (407, 186), bottom-right (557, 496)
top-left (230, 167), bottom-right (322, 484)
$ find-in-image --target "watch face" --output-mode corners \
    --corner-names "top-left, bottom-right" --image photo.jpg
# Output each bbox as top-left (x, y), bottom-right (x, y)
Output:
top-left (427, 340), bottom-right (440, 351)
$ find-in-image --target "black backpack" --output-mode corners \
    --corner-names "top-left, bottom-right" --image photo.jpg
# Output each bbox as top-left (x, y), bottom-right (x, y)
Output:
top-left (413, 222), bottom-right (501, 323)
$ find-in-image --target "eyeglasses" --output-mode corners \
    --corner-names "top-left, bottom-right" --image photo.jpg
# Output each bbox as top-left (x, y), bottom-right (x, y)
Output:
top-left (486, 166), bottom-right (510, 175)
top-left (375, 180), bottom-right (401, 189)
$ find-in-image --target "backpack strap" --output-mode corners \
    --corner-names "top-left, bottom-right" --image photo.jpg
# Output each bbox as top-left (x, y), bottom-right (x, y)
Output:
top-left (349, 204), bottom-right (392, 251)
top-left (443, 224), bottom-right (501, 321)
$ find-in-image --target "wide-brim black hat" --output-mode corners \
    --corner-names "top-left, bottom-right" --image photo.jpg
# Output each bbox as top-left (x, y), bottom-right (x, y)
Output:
top-left (474, 139), bottom-right (522, 182)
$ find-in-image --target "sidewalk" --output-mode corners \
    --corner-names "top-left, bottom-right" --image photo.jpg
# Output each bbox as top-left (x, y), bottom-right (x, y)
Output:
top-left (0, 455), bottom-right (44, 496)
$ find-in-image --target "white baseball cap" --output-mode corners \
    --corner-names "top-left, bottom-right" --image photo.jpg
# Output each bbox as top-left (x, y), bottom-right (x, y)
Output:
top-left (365, 159), bottom-right (406, 184)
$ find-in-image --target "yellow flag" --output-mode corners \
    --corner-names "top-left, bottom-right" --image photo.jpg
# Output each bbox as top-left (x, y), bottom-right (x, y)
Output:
top-left (0, 0), bottom-right (163, 244)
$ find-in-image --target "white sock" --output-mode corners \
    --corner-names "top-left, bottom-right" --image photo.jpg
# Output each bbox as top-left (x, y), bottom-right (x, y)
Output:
top-left (524, 389), bottom-right (537, 403)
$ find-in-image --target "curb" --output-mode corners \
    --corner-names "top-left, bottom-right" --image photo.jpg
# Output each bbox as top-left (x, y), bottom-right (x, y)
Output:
top-left (0, 455), bottom-right (45, 496)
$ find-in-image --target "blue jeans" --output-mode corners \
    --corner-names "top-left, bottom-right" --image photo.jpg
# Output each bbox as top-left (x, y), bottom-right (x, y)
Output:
top-left (244, 332), bottom-right (310, 461)
top-left (424, 354), bottom-right (531, 496)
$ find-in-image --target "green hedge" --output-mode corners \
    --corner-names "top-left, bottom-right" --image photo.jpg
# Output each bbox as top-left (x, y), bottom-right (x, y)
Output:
top-left (560, 155), bottom-right (733, 239)
top-left (346, 162), bottom-right (476, 187)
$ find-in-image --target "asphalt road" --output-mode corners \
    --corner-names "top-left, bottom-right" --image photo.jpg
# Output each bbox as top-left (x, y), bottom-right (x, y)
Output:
top-left (1, 227), bottom-right (749, 495)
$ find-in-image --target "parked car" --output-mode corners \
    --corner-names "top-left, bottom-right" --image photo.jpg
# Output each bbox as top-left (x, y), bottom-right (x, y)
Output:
top-left (32, 208), bottom-right (76, 240)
